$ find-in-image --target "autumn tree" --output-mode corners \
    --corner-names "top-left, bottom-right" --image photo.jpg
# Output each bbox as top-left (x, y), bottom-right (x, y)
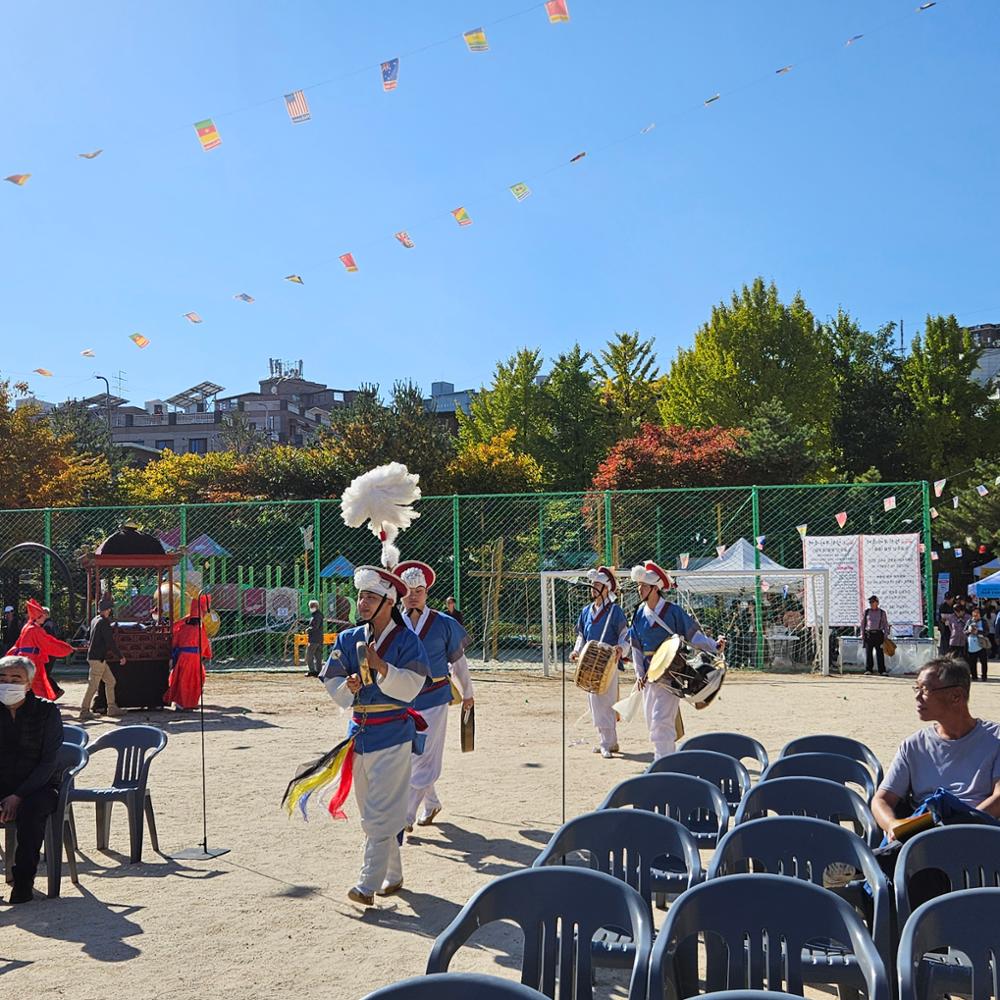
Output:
top-left (115, 450), bottom-right (243, 505)
top-left (441, 430), bottom-right (543, 495)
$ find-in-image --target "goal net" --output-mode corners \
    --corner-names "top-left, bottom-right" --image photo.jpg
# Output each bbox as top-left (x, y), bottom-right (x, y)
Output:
top-left (540, 566), bottom-right (831, 676)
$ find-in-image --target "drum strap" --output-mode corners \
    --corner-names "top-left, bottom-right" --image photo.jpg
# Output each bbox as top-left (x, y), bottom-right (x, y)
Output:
top-left (596, 602), bottom-right (615, 645)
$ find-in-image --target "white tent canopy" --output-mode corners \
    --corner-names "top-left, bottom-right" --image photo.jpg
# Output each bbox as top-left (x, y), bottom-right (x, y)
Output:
top-left (672, 538), bottom-right (795, 593)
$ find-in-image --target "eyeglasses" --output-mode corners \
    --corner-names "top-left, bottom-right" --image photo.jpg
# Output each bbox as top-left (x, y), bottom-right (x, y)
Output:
top-left (912, 683), bottom-right (962, 696)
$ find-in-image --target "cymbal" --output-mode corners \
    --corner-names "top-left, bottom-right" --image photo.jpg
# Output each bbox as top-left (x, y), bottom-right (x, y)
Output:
top-left (647, 635), bottom-right (681, 682)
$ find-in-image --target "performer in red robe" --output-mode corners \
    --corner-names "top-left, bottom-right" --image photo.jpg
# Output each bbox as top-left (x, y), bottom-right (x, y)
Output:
top-left (165, 596), bottom-right (212, 710)
top-left (6, 598), bottom-right (74, 701)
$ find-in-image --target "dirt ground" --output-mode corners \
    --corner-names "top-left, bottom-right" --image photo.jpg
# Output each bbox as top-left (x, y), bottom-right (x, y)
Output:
top-left (3, 667), bottom-right (998, 999)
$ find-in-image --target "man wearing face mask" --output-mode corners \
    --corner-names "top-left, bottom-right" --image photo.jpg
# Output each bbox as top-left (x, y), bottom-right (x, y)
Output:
top-left (0, 655), bottom-right (64, 904)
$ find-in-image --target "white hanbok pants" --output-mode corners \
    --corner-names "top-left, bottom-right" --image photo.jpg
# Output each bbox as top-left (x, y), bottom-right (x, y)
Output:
top-left (642, 682), bottom-right (680, 759)
top-left (353, 741), bottom-right (412, 894)
top-left (588, 675), bottom-right (620, 750)
top-left (407, 702), bottom-right (449, 825)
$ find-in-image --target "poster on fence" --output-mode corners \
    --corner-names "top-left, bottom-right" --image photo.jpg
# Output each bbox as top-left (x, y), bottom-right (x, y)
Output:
top-left (804, 535), bottom-right (861, 626)
top-left (861, 533), bottom-right (923, 626)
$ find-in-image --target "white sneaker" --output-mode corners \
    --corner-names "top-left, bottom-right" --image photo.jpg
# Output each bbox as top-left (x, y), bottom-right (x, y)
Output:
top-left (600, 748), bottom-right (614, 759)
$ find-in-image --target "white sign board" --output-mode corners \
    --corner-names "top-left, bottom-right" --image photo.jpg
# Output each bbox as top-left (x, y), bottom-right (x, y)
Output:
top-left (804, 535), bottom-right (861, 626)
top-left (861, 533), bottom-right (923, 626)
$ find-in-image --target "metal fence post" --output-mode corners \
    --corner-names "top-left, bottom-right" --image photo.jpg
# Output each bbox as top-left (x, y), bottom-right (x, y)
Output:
top-left (313, 499), bottom-right (322, 600)
top-left (452, 495), bottom-right (461, 607)
top-left (43, 508), bottom-right (52, 606)
top-left (921, 480), bottom-right (933, 636)
top-left (603, 491), bottom-right (613, 564)
top-left (751, 486), bottom-right (764, 669)
top-left (179, 504), bottom-right (188, 609)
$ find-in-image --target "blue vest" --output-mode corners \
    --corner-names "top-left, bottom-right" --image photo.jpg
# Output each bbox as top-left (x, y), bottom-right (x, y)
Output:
top-left (407, 610), bottom-right (470, 710)
top-left (628, 601), bottom-right (697, 682)
top-left (576, 601), bottom-right (627, 645)
top-left (325, 623), bottom-right (430, 753)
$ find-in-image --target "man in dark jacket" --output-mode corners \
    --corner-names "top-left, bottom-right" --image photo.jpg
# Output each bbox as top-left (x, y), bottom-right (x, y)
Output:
top-left (80, 594), bottom-right (124, 720)
top-left (0, 654), bottom-right (64, 903)
top-left (305, 599), bottom-right (325, 677)
top-left (1, 606), bottom-right (21, 649)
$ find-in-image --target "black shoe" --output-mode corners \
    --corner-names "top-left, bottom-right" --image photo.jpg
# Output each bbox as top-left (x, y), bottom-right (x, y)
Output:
top-left (9, 883), bottom-right (34, 904)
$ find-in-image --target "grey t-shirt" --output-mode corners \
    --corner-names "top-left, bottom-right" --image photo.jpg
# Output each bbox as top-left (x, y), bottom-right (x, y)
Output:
top-left (881, 720), bottom-right (1000, 808)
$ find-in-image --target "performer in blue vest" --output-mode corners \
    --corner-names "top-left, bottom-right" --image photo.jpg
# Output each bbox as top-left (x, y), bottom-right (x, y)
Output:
top-left (319, 565), bottom-right (430, 906)
top-left (569, 566), bottom-right (630, 758)
top-left (629, 560), bottom-right (725, 759)
top-left (395, 560), bottom-right (474, 831)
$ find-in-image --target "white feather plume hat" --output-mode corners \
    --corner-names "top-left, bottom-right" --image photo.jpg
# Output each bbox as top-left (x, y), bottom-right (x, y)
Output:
top-left (354, 565), bottom-right (408, 600)
top-left (340, 462), bottom-right (421, 569)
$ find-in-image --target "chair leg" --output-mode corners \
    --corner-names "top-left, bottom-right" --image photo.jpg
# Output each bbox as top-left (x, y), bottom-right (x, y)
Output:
top-left (4, 827), bottom-right (15, 885)
top-left (127, 793), bottom-right (145, 864)
top-left (96, 800), bottom-right (113, 851)
top-left (144, 793), bottom-right (160, 855)
top-left (63, 818), bottom-right (79, 885)
top-left (45, 815), bottom-right (62, 899)
top-left (67, 803), bottom-right (78, 853)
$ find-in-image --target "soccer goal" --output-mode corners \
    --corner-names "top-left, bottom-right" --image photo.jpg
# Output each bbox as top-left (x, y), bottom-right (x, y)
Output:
top-left (540, 566), bottom-right (831, 676)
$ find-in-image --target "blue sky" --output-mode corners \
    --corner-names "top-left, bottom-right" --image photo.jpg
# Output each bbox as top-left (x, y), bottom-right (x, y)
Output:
top-left (2, 0), bottom-right (996, 406)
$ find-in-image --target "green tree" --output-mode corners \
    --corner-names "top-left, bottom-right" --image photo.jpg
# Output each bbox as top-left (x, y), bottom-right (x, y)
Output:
top-left (442, 429), bottom-right (543, 494)
top-left (738, 398), bottom-right (819, 485)
top-left (898, 315), bottom-right (1000, 479)
top-left (538, 344), bottom-right (610, 490)
top-left (935, 458), bottom-right (1000, 553)
top-left (116, 450), bottom-right (243, 504)
top-left (658, 278), bottom-right (836, 457)
top-left (592, 331), bottom-right (660, 439)
top-left (219, 410), bottom-right (269, 455)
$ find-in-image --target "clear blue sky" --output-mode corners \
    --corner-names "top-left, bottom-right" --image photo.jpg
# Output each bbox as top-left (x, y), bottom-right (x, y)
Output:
top-left (2, 0), bottom-right (996, 406)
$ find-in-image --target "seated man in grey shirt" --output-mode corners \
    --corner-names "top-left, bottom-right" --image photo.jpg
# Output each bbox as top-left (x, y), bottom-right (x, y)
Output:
top-left (872, 656), bottom-right (1000, 839)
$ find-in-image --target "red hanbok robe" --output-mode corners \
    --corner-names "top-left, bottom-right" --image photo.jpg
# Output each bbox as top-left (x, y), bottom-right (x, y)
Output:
top-left (7, 622), bottom-right (73, 700)
top-left (165, 617), bottom-right (212, 709)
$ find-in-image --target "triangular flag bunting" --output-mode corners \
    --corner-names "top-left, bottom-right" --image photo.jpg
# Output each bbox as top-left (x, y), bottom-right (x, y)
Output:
top-left (883, 496), bottom-right (896, 512)
top-left (755, 535), bottom-right (766, 549)
top-left (451, 207), bottom-right (472, 227)
top-left (194, 119), bottom-right (221, 151)
top-left (716, 545), bottom-right (726, 557)
top-left (545, 0), bottom-right (570, 24)
top-left (80, 349), bottom-right (95, 357)
top-left (955, 547), bottom-right (964, 558)
top-left (78, 150), bottom-right (103, 159)
top-left (394, 231), bottom-right (415, 248)
top-left (796, 524), bottom-right (808, 538)
top-left (931, 551), bottom-right (939, 561)
top-left (33, 368), bottom-right (52, 376)
top-left (5, 174), bottom-right (30, 186)
top-left (183, 312), bottom-right (203, 324)
top-left (930, 507), bottom-right (939, 519)
top-left (234, 292), bottom-right (254, 303)
top-left (285, 274), bottom-right (304, 284)
top-left (381, 58), bottom-right (399, 91)
top-left (509, 182), bottom-right (531, 202)
top-left (284, 90), bottom-right (311, 124)
top-left (339, 253), bottom-right (358, 272)
top-left (835, 511), bottom-right (848, 528)
top-left (933, 478), bottom-right (946, 497)
top-left (977, 484), bottom-right (989, 496)
top-left (678, 553), bottom-right (690, 570)
top-left (704, 94), bottom-right (721, 106)
top-left (130, 333), bottom-right (150, 349)
top-left (943, 541), bottom-right (952, 549)
top-left (953, 496), bottom-right (960, 509)
top-left (463, 28), bottom-right (488, 52)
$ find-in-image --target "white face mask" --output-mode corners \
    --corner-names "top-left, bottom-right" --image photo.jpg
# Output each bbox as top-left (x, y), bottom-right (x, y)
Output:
top-left (0, 683), bottom-right (27, 706)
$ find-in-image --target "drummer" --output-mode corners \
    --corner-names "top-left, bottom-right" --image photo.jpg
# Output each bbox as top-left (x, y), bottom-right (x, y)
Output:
top-left (629, 561), bottom-right (726, 759)
top-left (569, 566), bottom-right (630, 758)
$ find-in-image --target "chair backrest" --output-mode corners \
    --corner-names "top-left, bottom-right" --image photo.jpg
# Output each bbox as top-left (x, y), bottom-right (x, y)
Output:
top-left (761, 752), bottom-right (876, 801)
top-left (735, 776), bottom-right (881, 847)
top-left (894, 825), bottom-right (1000, 926)
top-left (649, 874), bottom-right (889, 1000)
top-left (62, 724), bottom-right (89, 747)
top-left (426, 867), bottom-right (652, 1000)
top-left (680, 732), bottom-right (770, 772)
top-left (363, 974), bottom-right (551, 1000)
top-left (533, 809), bottom-right (703, 910)
top-left (897, 888), bottom-right (1000, 1000)
top-left (708, 816), bottom-right (891, 962)
top-left (600, 773), bottom-right (731, 846)
top-left (54, 743), bottom-right (89, 814)
top-left (88, 725), bottom-right (167, 789)
top-left (780, 734), bottom-right (884, 785)
top-left (647, 750), bottom-right (752, 809)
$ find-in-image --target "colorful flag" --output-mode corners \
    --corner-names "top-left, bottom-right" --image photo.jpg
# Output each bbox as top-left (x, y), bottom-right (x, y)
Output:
top-left (80, 349), bottom-right (95, 357)
top-left (704, 94), bottom-right (721, 106)
top-left (130, 333), bottom-right (150, 349)
top-left (33, 368), bottom-right (52, 376)
top-left (451, 207), bottom-right (472, 227)
top-left (760, 580), bottom-right (771, 593)
top-left (953, 496), bottom-right (960, 509)
top-left (381, 58), bottom-right (399, 92)
top-left (883, 496), bottom-right (897, 512)
top-left (955, 547), bottom-right (964, 559)
top-left (846, 34), bottom-right (864, 46)
top-left (234, 292), bottom-right (254, 303)
top-left (919, 542), bottom-right (926, 554)
top-left (464, 28), bottom-right (488, 52)
top-left (995, 475), bottom-right (1000, 486)
top-left (977, 484), bottom-right (989, 496)
top-left (339, 253), bottom-right (358, 272)
top-left (930, 507), bottom-right (939, 519)
top-left (394, 231), bottom-right (415, 248)
top-left (285, 274), bottom-right (304, 284)
top-left (776, 65), bottom-right (794, 75)
top-left (679, 553), bottom-right (690, 570)
top-left (979, 544), bottom-right (988, 554)
top-left (183, 312), bottom-right (203, 323)
top-left (716, 545), bottom-right (726, 557)
top-left (931, 551), bottom-right (939, 561)
top-left (933, 478), bottom-right (946, 497)
top-left (284, 90), bottom-right (311, 124)
top-left (194, 119), bottom-right (221, 151)
top-left (796, 524), bottom-right (808, 538)
top-left (917, 2), bottom-right (936, 10)
top-left (545, 0), bottom-right (570, 24)
top-left (569, 152), bottom-right (586, 163)
top-left (943, 540), bottom-right (952, 549)
top-left (5, 174), bottom-right (30, 186)
top-left (835, 511), bottom-right (848, 528)
top-left (640, 123), bottom-right (656, 134)
top-left (509, 182), bottom-right (531, 202)
top-left (756, 535), bottom-right (766, 549)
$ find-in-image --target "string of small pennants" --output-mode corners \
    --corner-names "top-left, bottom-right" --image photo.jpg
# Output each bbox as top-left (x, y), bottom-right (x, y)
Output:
top-left (12, 0), bottom-right (944, 363)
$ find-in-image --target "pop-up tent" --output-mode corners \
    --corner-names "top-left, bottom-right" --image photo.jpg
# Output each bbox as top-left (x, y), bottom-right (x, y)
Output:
top-left (673, 538), bottom-right (793, 593)
top-left (969, 569), bottom-right (1000, 598)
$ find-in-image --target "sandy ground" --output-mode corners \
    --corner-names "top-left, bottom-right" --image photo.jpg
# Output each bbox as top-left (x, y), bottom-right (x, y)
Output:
top-left (3, 666), bottom-right (999, 999)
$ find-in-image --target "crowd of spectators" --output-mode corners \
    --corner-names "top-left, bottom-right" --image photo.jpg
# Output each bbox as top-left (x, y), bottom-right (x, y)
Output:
top-left (937, 592), bottom-right (999, 681)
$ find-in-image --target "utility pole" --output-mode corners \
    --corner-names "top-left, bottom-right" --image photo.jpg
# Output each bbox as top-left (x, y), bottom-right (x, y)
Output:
top-left (95, 374), bottom-right (114, 478)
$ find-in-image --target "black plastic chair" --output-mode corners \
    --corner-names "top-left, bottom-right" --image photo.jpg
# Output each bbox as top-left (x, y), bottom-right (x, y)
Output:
top-left (363, 974), bottom-right (551, 1000)
top-left (2, 743), bottom-right (88, 898)
top-left (62, 724), bottom-right (89, 748)
top-left (534, 809), bottom-right (702, 966)
top-left (426, 867), bottom-right (652, 1000)
top-left (761, 752), bottom-right (876, 802)
top-left (897, 888), bottom-right (1000, 1000)
top-left (708, 816), bottom-right (892, 988)
top-left (894, 825), bottom-right (1000, 927)
top-left (649, 874), bottom-right (890, 1000)
top-left (780, 734), bottom-right (884, 786)
top-left (680, 732), bottom-right (769, 774)
top-left (647, 750), bottom-right (751, 810)
top-left (69, 724), bottom-right (167, 863)
top-left (735, 776), bottom-right (881, 848)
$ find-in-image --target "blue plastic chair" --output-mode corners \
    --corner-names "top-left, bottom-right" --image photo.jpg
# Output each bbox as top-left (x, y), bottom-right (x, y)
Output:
top-left (649, 874), bottom-right (890, 1000)
top-left (62, 724), bottom-right (89, 748)
top-left (69, 724), bottom-right (167, 863)
top-left (363, 974), bottom-right (551, 1000)
top-left (897, 888), bottom-right (1000, 1000)
top-left (708, 816), bottom-right (892, 988)
top-left (600, 772), bottom-right (730, 849)
top-left (680, 732), bottom-right (770, 773)
top-left (894, 825), bottom-right (1000, 927)
top-left (2, 743), bottom-right (88, 898)
top-left (780, 734), bottom-right (884, 786)
top-left (647, 750), bottom-right (751, 810)
top-left (735, 776), bottom-right (881, 848)
top-left (534, 809), bottom-right (702, 965)
top-left (426, 867), bottom-right (652, 1000)
top-left (761, 752), bottom-right (876, 802)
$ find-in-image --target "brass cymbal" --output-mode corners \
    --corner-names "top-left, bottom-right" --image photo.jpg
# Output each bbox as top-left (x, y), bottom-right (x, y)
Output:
top-left (647, 634), bottom-right (681, 682)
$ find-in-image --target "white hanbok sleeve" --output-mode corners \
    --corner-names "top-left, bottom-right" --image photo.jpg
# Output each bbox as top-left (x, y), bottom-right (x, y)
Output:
top-left (450, 653), bottom-right (474, 699)
top-left (378, 662), bottom-right (426, 703)
top-left (323, 677), bottom-right (355, 709)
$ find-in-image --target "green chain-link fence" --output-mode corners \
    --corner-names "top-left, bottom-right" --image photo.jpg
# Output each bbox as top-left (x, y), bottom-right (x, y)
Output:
top-left (0, 481), bottom-right (931, 670)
